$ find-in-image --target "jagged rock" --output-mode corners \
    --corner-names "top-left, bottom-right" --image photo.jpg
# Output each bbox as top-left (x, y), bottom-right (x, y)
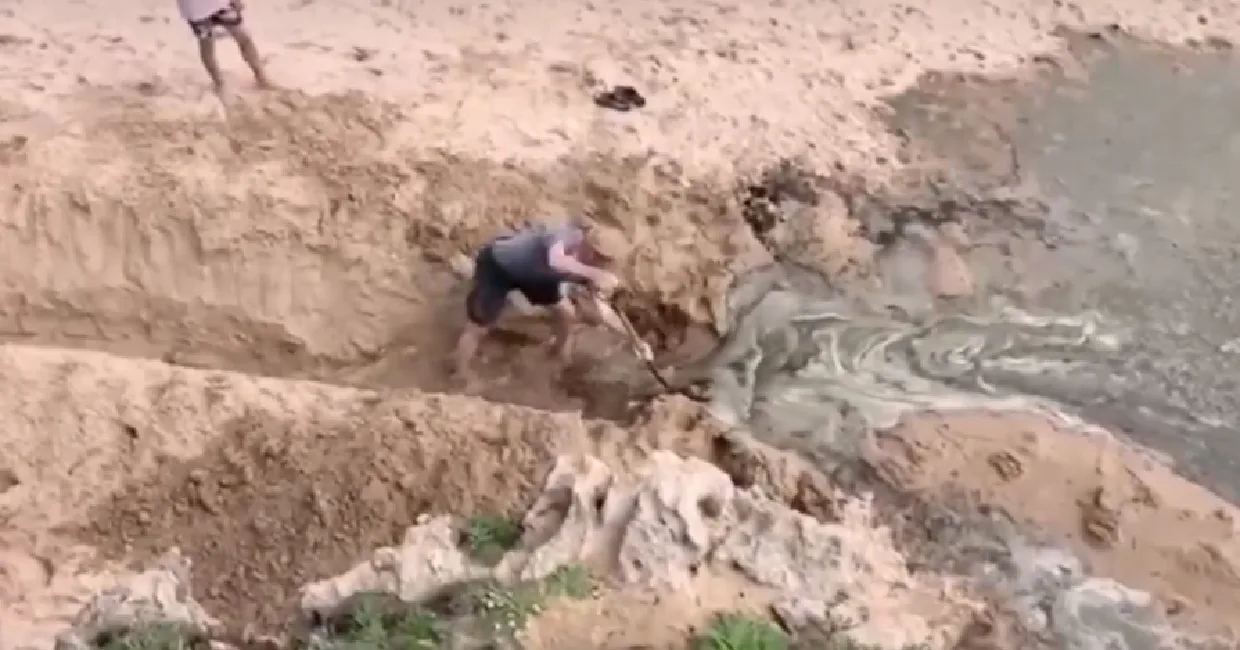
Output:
top-left (290, 451), bottom-right (971, 649)
top-left (1002, 544), bottom-right (1084, 633)
top-left (299, 515), bottom-right (483, 622)
top-left (504, 454), bottom-right (615, 581)
top-left (991, 544), bottom-right (1177, 650)
top-left (53, 549), bottom-right (217, 650)
top-left (615, 453), bottom-right (733, 587)
top-left (770, 596), bottom-right (833, 632)
top-left (1052, 578), bottom-right (1173, 650)
top-left (515, 452), bottom-right (738, 588)
top-left (514, 451), bottom-right (966, 648)
top-left (718, 494), bottom-right (958, 649)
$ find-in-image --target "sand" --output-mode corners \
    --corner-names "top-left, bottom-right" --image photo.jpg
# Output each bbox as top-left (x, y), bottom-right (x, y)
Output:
top-left (3, 0), bottom-right (1240, 648)
top-left (877, 412), bottom-right (1240, 637)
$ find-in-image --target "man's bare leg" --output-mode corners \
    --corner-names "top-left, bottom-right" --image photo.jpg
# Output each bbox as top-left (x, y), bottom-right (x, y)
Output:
top-left (455, 322), bottom-right (488, 386)
top-left (226, 24), bottom-right (272, 88)
top-left (197, 36), bottom-right (226, 96)
top-left (550, 299), bottom-right (579, 364)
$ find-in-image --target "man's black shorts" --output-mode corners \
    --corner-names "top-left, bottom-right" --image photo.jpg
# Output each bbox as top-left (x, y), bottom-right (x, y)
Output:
top-left (188, 3), bottom-right (243, 40)
top-left (465, 245), bottom-right (563, 327)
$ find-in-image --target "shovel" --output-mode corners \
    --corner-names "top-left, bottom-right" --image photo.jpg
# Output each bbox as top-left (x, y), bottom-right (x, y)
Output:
top-left (591, 292), bottom-right (707, 400)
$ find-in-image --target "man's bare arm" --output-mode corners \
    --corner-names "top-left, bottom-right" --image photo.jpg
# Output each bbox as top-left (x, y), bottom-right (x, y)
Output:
top-left (548, 240), bottom-right (606, 284)
top-left (587, 293), bottom-right (653, 360)
top-left (589, 295), bottom-right (629, 335)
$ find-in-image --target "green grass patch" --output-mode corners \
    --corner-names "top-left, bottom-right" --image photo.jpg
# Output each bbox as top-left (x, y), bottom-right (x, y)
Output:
top-left (694, 613), bottom-right (789, 650)
top-left (318, 591), bottom-right (443, 650)
top-left (461, 513), bottom-right (522, 565)
top-left (543, 564), bottom-right (594, 599)
top-left (94, 622), bottom-right (206, 650)
top-left (465, 564), bottom-right (596, 640)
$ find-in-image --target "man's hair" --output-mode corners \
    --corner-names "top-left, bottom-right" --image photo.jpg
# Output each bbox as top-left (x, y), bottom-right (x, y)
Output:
top-left (580, 222), bottom-right (628, 262)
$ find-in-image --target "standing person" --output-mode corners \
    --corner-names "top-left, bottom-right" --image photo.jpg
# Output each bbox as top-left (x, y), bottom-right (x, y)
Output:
top-left (455, 220), bottom-right (652, 384)
top-left (177, 0), bottom-right (272, 96)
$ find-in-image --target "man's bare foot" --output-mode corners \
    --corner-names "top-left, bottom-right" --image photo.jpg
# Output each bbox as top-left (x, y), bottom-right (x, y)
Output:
top-left (461, 374), bottom-right (487, 394)
top-left (254, 73), bottom-right (277, 90)
top-left (549, 338), bottom-right (574, 365)
top-left (451, 364), bottom-right (484, 393)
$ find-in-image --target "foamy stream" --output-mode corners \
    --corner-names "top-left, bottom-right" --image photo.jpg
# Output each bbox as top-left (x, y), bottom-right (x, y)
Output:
top-left (707, 271), bottom-right (1125, 441)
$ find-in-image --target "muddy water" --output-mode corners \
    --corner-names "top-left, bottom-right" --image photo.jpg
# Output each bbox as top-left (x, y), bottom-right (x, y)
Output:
top-left (706, 274), bottom-right (1120, 443)
top-left (714, 38), bottom-right (1240, 500)
top-left (703, 39), bottom-right (1240, 650)
top-left (1000, 42), bottom-right (1240, 502)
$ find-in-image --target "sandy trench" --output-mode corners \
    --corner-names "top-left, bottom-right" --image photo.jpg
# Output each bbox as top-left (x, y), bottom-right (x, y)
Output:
top-left (3, 0), bottom-right (1240, 648)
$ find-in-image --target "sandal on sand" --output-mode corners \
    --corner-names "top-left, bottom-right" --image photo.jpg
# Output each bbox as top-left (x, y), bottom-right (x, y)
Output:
top-left (593, 85), bottom-right (647, 112)
top-left (593, 91), bottom-right (630, 111)
top-left (613, 85), bottom-right (646, 108)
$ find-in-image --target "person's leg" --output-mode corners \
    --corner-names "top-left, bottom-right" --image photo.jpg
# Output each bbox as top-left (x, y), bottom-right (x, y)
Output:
top-left (218, 6), bottom-right (272, 88)
top-left (548, 298), bottom-right (579, 363)
top-left (568, 287), bottom-right (604, 326)
top-left (523, 282), bottom-right (580, 363)
top-left (456, 248), bottom-right (508, 382)
top-left (188, 21), bottom-right (226, 95)
top-left (455, 321), bottom-right (488, 384)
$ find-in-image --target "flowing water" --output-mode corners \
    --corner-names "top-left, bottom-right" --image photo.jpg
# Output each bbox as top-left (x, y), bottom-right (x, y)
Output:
top-left (704, 37), bottom-right (1240, 650)
top-left (715, 37), bottom-right (1240, 501)
top-left (707, 279), bottom-right (1121, 440)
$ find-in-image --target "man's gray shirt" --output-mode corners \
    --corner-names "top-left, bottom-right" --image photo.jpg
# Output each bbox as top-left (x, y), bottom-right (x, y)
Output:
top-left (489, 222), bottom-right (585, 285)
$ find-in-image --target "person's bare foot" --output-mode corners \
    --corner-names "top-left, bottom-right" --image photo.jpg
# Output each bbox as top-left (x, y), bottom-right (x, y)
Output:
top-left (464, 374), bottom-right (491, 395)
top-left (255, 75), bottom-right (276, 90)
top-left (549, 338), bottom-right (574, 365)
top-left (451, 363), bottom-right (484, 393)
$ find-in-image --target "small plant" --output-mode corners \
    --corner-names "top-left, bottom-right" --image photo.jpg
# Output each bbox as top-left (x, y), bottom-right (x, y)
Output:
top-left (325, 591), bottom-right (442, 649)
top-left (469, 580), bottom-right (544, 636)
top-left (807, 639), bottom-right (930, 650)
top-left (694, 613), bottom-right (789, 650)
top-left (462, 513), bottom-right (522, 565)
top-left (95, 623), bottom-right (203, 650)
top-left (543, 564), bottom-right (594, 599)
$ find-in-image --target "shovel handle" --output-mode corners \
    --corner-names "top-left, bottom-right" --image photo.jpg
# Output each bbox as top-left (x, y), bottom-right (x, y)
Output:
top-left (592, 292), bottom-right (710, 400)
top-left (594, 292), bottom-right (663, 368)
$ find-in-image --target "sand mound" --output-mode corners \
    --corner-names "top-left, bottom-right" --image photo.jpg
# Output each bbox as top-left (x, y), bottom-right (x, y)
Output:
top-left (0, 342), bottom-right (558, 641)
top-left (877, 411), bottom-right (1240, 638)
top-left (76, 393), bottom-right (568, 632)
top-left (53, 451), bottom-right (976, 650)
top-left (0, 339), bottom-right (830, 647)
top-left (0, 343), bottom-right (701, 633)
top-left (0, 340), bottom-right (778, 641)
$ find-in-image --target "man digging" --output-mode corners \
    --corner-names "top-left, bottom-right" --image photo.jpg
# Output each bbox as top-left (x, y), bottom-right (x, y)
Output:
top-left (454, 220), bottom-right (653, 387)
